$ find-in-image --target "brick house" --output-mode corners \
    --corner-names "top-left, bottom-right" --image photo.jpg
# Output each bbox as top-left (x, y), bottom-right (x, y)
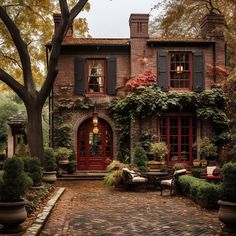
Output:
top-left (48, 12), bottom-right (226, 171)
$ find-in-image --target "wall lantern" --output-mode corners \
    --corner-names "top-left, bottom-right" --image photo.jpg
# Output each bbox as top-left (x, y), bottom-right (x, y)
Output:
top-left (92, 107), bottom-right (99, 134)
top-left (92, 111), bottom-right (98, 127)
top-left (141, 49), bottom-right (148, 65)
top-left (176, 65), bottom-right (183, 73)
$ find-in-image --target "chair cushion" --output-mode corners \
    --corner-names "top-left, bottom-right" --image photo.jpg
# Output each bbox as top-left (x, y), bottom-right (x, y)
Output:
top-left (173, 169), bottom-right (187, 176)
top-left (132, 176), bottom-right (147, 183)
top-left (161, 179), bottom-right (173, 186)
top-left (207, 166), bottom-right (216, 176)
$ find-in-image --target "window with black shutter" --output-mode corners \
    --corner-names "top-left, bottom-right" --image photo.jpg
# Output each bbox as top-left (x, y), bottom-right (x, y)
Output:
top-left (74, 57), bottom-right (85, 96)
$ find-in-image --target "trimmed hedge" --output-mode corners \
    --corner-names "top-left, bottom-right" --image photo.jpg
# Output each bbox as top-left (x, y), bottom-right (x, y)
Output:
top-left (191, 168), bottom-right (206, 178)
top-left (179, 175), bottom-right (221, 209)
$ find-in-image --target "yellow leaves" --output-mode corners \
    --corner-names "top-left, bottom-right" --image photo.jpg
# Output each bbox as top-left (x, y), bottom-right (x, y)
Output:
top-left (0, 0), bottom-right (90, 92)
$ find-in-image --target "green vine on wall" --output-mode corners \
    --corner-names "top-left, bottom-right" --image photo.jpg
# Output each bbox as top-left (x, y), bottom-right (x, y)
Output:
top-left (109, 85), bottom-right (229, 159)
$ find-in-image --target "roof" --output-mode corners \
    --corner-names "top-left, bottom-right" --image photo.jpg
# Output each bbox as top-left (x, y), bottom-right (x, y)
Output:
top-left (8, 112), bottom-right (25, 126)
top-left (46, 37), bottom-right (215, 48)
top-left (148, 37), bottom-right (215, 45)
top-left (47, 38), bottom-right (130, 47)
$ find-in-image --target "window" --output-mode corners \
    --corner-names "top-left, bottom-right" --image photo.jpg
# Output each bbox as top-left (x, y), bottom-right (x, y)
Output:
top-left (160, 116), bottom-right (196, 164)
top-left (169, 52), bottom-right (192, 89)
top-left (87, 59), bottom-right (105, 93)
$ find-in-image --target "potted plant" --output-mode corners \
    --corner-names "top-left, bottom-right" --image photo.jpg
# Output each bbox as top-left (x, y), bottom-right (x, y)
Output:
top-left (193, 137), bottom-right (218, 167)
top-left (149, 142), bottom-right (168, 169)
top-left (218, 162), bottom-right (236, 234)
top-left (55, 147), bottom-right (72, 165)
top-left (42, 147), bottom-right (57, 183)
top-left (0, 157), bottom-right (33, 233)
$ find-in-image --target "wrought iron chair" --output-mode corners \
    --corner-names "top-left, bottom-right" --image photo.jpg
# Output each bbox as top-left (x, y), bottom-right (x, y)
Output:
top-left (160, 169), bottom-right (187, 196)
top-left (122, 168), bottom-right (147, 189)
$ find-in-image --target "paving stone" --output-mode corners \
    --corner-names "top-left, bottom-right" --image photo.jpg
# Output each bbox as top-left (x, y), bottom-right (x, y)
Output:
top-left (40, 181), bottom-right (222, 235)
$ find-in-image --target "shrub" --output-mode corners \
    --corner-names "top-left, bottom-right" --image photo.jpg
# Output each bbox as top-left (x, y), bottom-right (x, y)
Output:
top-left (151, 142), bottom-right (168, 161)
top-left (55, 147), bottom-right (72, 161)
top-left (54, 124), bottom-right (72, 148)
top-left (179, 175), bottom-right (221, 209)
top-left (193, 137), bottom-right (217, 160)
top-left (104, 161), bottom-right (128, 187)
top-left (221, 162), bottom-right (236, 202)
top-left (43, 147), bottom-right (57, 171)
top-left (104, 170), bottom-right (124, 187)
top-left (191, 168), bottom-right (206, 178)
top-left (106, 160), bottom-right (127, 172)
top-left (28, 158), bottom-right (42, 186)
top-left (22, 156), bottom-right (32, 172)
top-left (0, 157), bottom-right (33, 201)
top-left (133, 146), bottom-right (149, 172)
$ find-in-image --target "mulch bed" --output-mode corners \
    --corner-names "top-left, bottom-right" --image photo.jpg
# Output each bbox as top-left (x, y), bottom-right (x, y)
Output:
top-left (0, 183), bottom-right (57, 236)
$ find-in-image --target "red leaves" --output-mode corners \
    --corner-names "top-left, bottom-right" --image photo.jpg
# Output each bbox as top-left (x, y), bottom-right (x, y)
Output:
top-left (125, 70), bottom-right (156, 92)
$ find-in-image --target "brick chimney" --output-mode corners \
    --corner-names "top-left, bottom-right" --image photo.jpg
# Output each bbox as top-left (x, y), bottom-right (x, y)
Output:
top-left (200, 12), bottom-right (225, 40)
top-left (53, 13), bottom-right (73, 38)
top-left (129, 14), bottom-right (149, 39)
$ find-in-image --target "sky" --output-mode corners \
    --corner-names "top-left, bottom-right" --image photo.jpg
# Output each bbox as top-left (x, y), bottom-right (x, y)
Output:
top-left (80, 0), bottom-right (159, 38)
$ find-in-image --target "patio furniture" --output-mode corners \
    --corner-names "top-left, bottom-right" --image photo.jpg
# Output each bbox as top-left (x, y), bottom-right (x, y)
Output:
top-left (141, 171), bottom-right (169, 189)
top-left (122, 168), bottom-right (147, 189)
top-left (206, 166), bottom-right (221, 182)
top-left (160, 169), bottom-right (187, 196)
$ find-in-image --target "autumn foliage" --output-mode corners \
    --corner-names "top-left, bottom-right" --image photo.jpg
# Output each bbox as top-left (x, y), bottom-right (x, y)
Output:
top-left (125, 70), bottom-right (156, 92)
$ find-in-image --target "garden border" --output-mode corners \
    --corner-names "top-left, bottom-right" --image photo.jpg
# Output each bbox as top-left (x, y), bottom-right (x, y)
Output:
top-left (24, 187), bottom-right (65, 236)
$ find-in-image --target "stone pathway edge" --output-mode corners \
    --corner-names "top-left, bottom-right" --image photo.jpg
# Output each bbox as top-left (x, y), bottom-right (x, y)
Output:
top-left (24, 187), bottom-right (65, 236)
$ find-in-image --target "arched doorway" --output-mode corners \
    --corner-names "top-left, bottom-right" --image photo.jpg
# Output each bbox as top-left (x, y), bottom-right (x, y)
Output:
top-left (77, 118), bottom-right (113, 170)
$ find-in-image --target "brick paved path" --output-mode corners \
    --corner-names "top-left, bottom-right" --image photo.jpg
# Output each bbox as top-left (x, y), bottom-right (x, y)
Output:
top-left (41, 181), bottom-right (221, 236)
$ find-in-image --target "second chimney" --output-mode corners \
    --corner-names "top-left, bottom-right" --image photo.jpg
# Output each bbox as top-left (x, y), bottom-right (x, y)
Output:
top-left (53, 13), bottom-right (73, 38)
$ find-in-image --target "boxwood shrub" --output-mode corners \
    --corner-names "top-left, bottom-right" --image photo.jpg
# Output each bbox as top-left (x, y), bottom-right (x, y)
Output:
top-left (178, 175), bottom-right (221, 209)
top-left (191, 168), bottom-right (206, 178)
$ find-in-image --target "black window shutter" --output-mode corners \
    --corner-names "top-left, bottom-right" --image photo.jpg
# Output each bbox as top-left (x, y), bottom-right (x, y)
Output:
top-left (157, 51), bottom-right (169, 92)
top-left (192, 51), bottom-right (205, 92)
top-left (107, 58), bottom-right (117, 96)
top-left (74, 57), bottom-right (85, 95)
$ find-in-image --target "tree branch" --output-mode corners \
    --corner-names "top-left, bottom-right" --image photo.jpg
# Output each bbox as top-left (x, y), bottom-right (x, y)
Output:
top-left (0, 6), bottom-right (35, 93)
top-left (38, 0), bottom-right (88, 106)
top-left (0, 68), bottom-right (27, 103)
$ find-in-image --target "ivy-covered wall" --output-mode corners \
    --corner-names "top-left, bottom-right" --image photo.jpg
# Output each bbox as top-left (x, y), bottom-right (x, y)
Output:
top-left (109, 86), bottom-right (229, 162)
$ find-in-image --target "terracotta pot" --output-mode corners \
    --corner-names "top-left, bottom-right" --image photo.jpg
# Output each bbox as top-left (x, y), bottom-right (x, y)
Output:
top-left (42, 171), bottom-right (57, 183)
top-left (192, 159), bottom-right (201, 167)
top-left (218, 200), bottom-right (236, 233)
top-left (58, 159), bottom-right (69, 165)
top-left (0, 200), bottom-right (27, 233)
top-left (201, 159), bottom-right (208, 167)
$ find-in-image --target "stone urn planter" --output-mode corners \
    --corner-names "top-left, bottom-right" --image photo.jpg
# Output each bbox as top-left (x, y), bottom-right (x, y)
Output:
top-left (0, 200), bottom-right (28, 233)
top-left (218, 200), bottom-right (236, 233)
top-left (42, 171), bottom-right (57, 183)
top-left (218, 162), bottom-right (236, 234)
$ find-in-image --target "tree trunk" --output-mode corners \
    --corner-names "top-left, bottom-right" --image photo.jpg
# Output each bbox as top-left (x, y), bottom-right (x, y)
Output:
top-left (26, 105), bottom-right (44, 161)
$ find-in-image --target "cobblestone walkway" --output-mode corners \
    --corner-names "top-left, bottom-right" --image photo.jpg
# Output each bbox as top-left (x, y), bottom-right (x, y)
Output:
top-left (41, 181), bottom-right (221, 236)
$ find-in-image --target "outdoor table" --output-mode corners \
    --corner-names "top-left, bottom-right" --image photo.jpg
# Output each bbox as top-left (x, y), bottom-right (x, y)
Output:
top-left (142, 171), bottom-right (169, 190)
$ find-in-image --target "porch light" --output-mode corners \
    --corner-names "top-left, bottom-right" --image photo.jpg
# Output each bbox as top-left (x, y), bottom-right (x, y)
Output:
top-left (92, 111), bottom-right (98, 127)
top-left (176, 65), bottom-right (183, 73)
top-left (141, 56), bottom-right (148, 65)
top-left (93, 126), bottom-right (99, 134)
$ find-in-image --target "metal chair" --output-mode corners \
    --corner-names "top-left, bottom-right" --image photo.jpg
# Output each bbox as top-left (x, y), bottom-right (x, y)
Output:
top-left (160, 169), bottom-right (187, 196)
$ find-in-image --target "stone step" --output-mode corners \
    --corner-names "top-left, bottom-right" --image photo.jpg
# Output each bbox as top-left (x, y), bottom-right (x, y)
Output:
top-left (57, 172), bottom-right (107, 181)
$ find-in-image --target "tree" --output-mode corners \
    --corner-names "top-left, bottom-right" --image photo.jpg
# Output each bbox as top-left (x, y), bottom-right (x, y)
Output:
top-left (0, 0), bottom-right (90, 92)
top-left (0, 0), bottom-right (89, 160)
top-left (150, 0), bottom-right (236, 64)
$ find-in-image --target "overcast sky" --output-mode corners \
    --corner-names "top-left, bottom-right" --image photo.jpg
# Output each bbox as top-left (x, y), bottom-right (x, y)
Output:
top-left (80, 0), bottom-right (159, 38)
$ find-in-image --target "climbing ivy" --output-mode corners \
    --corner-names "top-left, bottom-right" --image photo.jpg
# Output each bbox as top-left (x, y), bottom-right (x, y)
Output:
top-left (109, 85), bottom-right (229, 159)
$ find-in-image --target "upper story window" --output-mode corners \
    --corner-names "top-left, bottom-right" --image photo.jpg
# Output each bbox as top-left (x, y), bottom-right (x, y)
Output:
top-left (158, 50), bottom-right (204, 92)
top-left (87, 59), bottom-right (105, 93)
top-left (169, 52), bottom-right (192, 89)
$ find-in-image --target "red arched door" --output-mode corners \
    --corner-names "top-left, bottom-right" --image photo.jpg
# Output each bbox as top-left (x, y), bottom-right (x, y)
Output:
top-left (77, 118), bottom-right (113, 170)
